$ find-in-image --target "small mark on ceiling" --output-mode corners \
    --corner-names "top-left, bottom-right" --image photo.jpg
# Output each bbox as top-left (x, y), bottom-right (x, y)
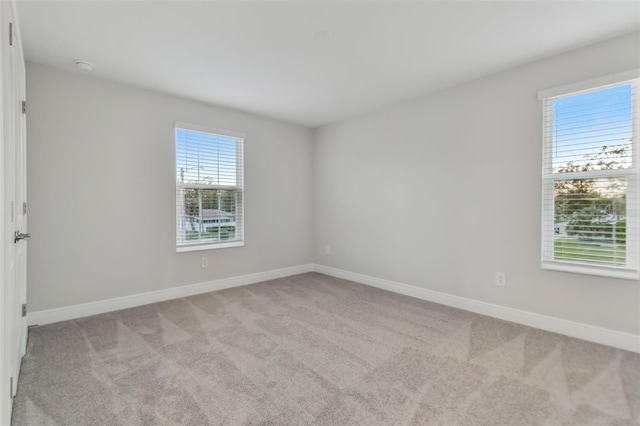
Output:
top-left (313, 30), bottom-right (332, 41)
top-left (75, 60), bottom-right (93, 71)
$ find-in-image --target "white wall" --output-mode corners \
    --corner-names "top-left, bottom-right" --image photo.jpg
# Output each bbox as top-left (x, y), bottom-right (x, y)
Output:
top-left (313, 32), bottom-right (640, 335)
top-left (26, 63), bottom-right (313, 312)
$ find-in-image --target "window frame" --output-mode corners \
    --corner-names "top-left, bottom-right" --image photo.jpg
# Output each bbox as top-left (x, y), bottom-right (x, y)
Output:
top-left (539, 70), bottom-right (640, 280)
top-left (175, 122), bottom-right (245, 253)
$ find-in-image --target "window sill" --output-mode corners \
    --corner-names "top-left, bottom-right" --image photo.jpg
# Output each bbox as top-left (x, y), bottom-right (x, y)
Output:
top-left (177, 240), bottom-right (244, 253)
top-left (541, 261), bottom-right (639, 280)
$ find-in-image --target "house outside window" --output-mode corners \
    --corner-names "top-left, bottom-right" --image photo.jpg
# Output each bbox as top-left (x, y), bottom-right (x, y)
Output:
top-left (175, 123), bottom-right (244, 252)
top-left (540, 71), bottom-right (639, 279)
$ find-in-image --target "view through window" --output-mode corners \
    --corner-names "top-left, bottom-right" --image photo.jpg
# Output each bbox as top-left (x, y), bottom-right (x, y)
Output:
top-left (541, 77), bottom-right (639, 278)
top-left (175, 123), bottom-right (244, 251)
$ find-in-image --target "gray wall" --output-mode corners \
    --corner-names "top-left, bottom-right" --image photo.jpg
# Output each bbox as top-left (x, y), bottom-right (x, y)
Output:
top-left (313, 32), bottom-right (640, 334)
top-left (27, 63), bottom-right (313, 311)
top-left (27, 33), bottom-right (640, 335)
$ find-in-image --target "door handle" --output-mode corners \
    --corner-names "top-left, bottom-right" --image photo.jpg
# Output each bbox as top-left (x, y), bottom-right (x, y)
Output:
top-left (14, 231), bottom-right (30, 243)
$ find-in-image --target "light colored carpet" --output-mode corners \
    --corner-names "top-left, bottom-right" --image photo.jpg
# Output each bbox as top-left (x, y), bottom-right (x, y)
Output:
top-left (11, 272), bottom-right (640, 425)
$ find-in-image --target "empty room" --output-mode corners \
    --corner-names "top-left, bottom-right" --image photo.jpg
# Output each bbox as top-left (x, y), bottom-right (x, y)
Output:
top-left (1, 1), bottom-right (639, 424)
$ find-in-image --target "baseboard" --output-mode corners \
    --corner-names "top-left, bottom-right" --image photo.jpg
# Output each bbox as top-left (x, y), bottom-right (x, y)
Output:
top-left (313, 264), bottom-right (640, 353)
top-left (27, 264), bottom-right (314, 326)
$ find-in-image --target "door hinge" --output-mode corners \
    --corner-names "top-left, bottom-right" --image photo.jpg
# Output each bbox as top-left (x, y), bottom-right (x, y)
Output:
top-left (9, 22), bottom-right (13, 46)
top-left (22, 100), bottom-right (26, 114)
top-left (22, 303), bottom-right (26, 317)
top-left (9, 377), bottom-right (13, 398)
top-left (23, 201), bottom-right (27, 215)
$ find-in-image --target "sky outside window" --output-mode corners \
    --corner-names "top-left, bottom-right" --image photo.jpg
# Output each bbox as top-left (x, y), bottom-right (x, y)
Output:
top-left (176, 128), bottom-right (238, 186)
top-left (551, 84), bottom-right (632, 173)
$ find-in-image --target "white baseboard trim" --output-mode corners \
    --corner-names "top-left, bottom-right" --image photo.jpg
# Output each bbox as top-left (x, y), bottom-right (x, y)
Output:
top-left (27, 264), bottom-right (314, 326)
top-left (313, 264), bottom-right (640, 353)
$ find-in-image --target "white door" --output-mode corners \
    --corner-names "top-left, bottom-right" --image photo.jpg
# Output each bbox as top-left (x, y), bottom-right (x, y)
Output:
top-left (13, 10), bottom-right (28, 386)
top-left (1, 2), bottom-right (28, 423)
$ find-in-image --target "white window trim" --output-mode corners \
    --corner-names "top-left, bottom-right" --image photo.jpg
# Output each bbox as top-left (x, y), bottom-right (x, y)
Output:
top-left (176, 240), bottom-right (244, 253)
top-left (539, 71), bottom-right (640, 280)
top-left (175, 122), bottom-right (245, 252)
top-left (175, 122), bottom-right (245, 140)
top-left (537, 69), bottom-right (640, 100)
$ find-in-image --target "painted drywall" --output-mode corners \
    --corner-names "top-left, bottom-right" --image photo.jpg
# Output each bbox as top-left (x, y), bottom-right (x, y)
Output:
top-left (26, 63), bottom-right (313, 311)
top-left (313, 32), bottom-right (640, 335)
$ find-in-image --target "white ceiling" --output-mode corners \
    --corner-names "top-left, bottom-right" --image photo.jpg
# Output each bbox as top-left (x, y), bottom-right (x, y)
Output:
top-left (15, 1), bottom-right (640, 128)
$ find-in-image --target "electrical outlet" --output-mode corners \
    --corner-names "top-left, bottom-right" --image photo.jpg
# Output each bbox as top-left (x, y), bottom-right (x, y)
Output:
top-left (324, 246), bottom-right (331, 255)
top-left (495, 272), bottom-right (506, 287)
top-left (201, 257), bottom-right (209, 268)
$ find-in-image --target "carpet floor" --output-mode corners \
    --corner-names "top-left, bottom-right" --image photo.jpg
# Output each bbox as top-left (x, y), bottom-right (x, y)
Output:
top-left (11, 272), bottom-right (640, 425)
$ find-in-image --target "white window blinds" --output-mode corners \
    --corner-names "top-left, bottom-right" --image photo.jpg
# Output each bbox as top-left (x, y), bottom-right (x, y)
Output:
top-left (175, 123), bottom-right (244, 251)
top-left (541, 75), bottom-right (639, 279)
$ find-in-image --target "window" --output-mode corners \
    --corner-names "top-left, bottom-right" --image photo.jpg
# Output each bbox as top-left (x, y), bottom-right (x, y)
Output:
top-left (175, 123), bottom-right (244, 252)
top-left (540, 71), bottom-right (639, 279)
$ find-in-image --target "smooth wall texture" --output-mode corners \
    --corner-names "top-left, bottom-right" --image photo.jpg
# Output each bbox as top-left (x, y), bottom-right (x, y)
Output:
top-left (313, 32), bottom-right (640, 335)
top-left (27, 63), bottom-right (313, 311)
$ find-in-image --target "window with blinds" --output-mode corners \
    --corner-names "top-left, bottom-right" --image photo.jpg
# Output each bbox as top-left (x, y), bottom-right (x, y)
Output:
top-left (540, 74), bottom-right (639, 279)
top-left (175, 123), bottom-right (244, 252)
